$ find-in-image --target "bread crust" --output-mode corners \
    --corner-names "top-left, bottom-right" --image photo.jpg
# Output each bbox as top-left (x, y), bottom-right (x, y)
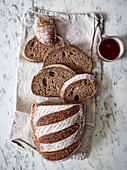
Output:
top-left (60, 74), bottom-right (95, 103)
top-left (30, 104), bottom-right (38, 148)
top-left (42, 44), bottom-right (92, 74)
top-left (23, 36), bottom-right (39, 61)
top-left (31, 64), bottom-right (76, 97)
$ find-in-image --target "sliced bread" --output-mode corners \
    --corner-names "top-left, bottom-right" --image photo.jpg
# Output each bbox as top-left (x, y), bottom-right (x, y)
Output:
top-left (43, 44), bottom-right (92, 74)
top-left (60, 74), bottom-right (95, 103)
top-left (31, 64), bottom-right (76, 97)
top-left (30, 103), bottom-right (85, 161)
top-left (23, 36), bottom-right (64, 61)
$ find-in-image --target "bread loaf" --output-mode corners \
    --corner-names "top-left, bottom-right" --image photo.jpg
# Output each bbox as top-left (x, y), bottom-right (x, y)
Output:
top-left (43, 44), bottom-right (92, 74)
top-left (30, 103), bottom-right (85, 161)
top-left (34, 16), bottom-right (56, 45)
top-left (60, 74), bottom-right (95, 103)
top-left (31, 64), bottom-right (76, 97)
top-left (23, 36), bottom-right (64, 61)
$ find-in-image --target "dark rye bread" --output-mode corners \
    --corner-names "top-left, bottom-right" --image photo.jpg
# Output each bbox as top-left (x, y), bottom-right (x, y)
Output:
top-left (43, 44), bottom-right (92, 74)
top-left (30, 103), bottom-right (85, 161)
top-left (60, 74), bottom-right (95, 103)
top-left (23, 36), bottom-right (64, 61)
top-left (31, 64), bottom-right (76, 97)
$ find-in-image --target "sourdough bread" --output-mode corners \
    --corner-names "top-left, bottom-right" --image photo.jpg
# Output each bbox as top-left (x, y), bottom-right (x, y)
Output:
top-left (43, 44), bottom-right (92, 74)
top-left (31, 64), bottom-right (76, 97)
top-left (34, 16), bottom-right (56, 45)
top-left (60, 74), bottom-right (95, 103)
top-left (23, 36), bottom-right (64, 61)
top-left (30, 103), bottom-right (85, 161)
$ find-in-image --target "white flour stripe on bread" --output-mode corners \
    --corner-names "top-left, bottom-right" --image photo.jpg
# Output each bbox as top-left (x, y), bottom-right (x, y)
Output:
top-left (41, 139), bottom-right (81, 161)
top-left (39, 130), bottom-right (79, 152)
top-left (60, 74), bottom-right (95, 103)
top-left (36, 105), bottom-right (80, 126)
top-left (42, 64), bottom-right (76, 72)
top-left (38, 123), bottom-right (79, 144)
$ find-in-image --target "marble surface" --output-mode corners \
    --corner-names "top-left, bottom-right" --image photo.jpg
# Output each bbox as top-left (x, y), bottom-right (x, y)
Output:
top-left (0, 0), bottom-right (127, 169)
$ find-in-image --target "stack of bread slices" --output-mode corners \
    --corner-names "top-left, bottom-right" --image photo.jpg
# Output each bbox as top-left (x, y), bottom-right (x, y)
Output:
top-left (24, 16), bottom-right (96, 161)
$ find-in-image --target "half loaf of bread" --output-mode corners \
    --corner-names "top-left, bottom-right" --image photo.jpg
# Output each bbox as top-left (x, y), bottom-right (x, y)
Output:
top-left (23, 36), bottom-right (64, 61)
top-left (43, 44), bottom-right (92, 74)
top-left (31, 64), bottom-right (76, 97)
top-left (60, 74), bottom-right (95, 103)
top-left (34, 16), bottom-right (56, 45)
top-left (31, 103), bottom-right (85, 161)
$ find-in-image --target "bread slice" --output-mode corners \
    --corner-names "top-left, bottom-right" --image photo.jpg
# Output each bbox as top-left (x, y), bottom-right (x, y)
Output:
top-left (43, 44), bottom-right (92, 74)
top-left (23, 36), bottom-right (64, 61)
top-left (30, 103), bottom-right (85, 161)
top-left (60, 74), bottom-right (95, 103)
top-left (31, 64), bottom-right (76, 97)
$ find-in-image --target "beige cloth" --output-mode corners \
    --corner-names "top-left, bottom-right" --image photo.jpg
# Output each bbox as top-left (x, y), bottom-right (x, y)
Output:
top-left (10, 7), bottom-right (103, 160)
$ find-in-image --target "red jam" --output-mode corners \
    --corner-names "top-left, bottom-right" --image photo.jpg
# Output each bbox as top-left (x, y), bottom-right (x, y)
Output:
top-left (99, 38), bottom-right (120, 60)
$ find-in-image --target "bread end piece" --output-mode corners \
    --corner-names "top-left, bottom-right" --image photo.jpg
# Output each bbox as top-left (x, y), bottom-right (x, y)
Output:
top-left (60, 74), bottom-right (95, 103)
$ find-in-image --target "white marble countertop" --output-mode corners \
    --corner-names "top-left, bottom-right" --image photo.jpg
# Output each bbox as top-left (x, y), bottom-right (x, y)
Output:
top-left (0, 0), bottom-right (127, 169)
